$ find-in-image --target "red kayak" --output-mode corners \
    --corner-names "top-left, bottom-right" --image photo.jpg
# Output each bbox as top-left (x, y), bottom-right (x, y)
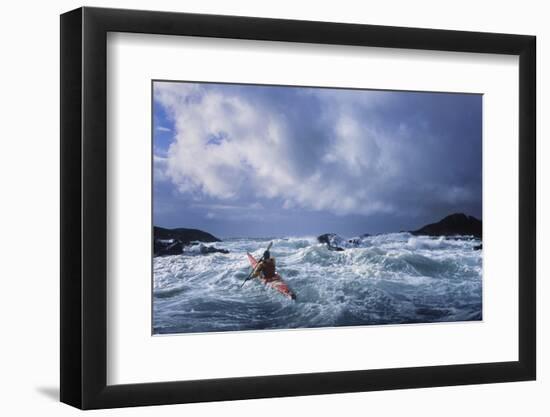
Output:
top-left (247, 253), bottom-right (296, 300)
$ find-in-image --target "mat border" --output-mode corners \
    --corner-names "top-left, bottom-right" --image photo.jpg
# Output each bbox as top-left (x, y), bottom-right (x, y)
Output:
top-left (60, 6), bottom-right (536, 409)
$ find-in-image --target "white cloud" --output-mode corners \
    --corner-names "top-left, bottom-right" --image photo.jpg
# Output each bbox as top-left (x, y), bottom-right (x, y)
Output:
top-left (156, 126), bottom-right (171, 132)
top-left (153, 82), bottom-right (480, 218)
top-left (153, 154), bottom-right (169, 183)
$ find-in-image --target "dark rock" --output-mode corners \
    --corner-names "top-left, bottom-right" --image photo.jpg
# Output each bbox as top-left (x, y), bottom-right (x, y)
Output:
top-left (317, 233), bottom-right (334, 245)
top-left (203, 246), bottom-right (229, 254)
top-left (154, 239), bottom-right (184, 256)
top-left (411, 213), bottom-right (482, 239)
top-left (190, 243), bottom-right (230, 255)
top-left (347, 233), bottom-right (370, 246)
top-left (474, 244), bottom-right (482, 250)
top-left (317, 233), bottom-right (345, 251)
top-left (154, 226), bottom-right (221, 245)
top-left (154, 226), bottom-right (222, 257)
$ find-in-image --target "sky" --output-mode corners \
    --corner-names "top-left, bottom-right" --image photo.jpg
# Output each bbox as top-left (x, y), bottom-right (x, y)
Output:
top-left (153, 81), bottom-right (482, 238)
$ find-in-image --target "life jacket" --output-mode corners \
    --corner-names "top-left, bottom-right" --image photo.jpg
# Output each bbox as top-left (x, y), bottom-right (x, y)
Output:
top-left (262, 258), bottom-right (276, 280)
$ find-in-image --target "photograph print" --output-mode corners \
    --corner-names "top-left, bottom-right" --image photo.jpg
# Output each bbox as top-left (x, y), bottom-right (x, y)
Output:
top-left (152, 80), bottom-right (482, 335)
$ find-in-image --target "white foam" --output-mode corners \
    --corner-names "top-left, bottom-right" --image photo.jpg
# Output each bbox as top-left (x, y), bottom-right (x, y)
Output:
top-left (153, 234), bottom-right (482, 334)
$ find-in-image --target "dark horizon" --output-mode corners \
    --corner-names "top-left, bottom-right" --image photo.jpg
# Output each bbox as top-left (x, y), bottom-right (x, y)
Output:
top-left (153, 211), bottom-right (482, 239)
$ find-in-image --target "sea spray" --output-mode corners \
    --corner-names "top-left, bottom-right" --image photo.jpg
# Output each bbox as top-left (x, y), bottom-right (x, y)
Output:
top-left (153, 233), bottom-right (482, 334)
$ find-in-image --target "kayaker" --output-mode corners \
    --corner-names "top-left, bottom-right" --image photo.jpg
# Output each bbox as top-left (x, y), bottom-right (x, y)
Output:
top-left (253, 250), bottom-right (277, 282)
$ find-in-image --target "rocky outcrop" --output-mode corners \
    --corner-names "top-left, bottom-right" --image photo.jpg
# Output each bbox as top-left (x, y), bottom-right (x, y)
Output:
top-left (411, 213), bottom-right (482, 239)
top-left (154, 239), bottom-right (184, 256)
top-left (154, 227), bottom-right (225, 257)
top-left (154, 226), bottom-right (221, 245)
top-left (317, 233), bottom-right (345, 251)
top-left (189, 242), bottom-right (230, 255)
top-left (347, 233), bottom-right (371, 246)
top-left (318, 232), bottom-right (373, 251)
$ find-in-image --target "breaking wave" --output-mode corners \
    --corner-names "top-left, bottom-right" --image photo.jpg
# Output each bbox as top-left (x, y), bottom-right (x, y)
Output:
top-left (153, 233), bottom-right (482, 334)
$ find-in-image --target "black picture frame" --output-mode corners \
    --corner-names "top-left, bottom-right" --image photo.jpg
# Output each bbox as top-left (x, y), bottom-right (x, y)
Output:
top-left (60, 6), bottom-right (536, 410)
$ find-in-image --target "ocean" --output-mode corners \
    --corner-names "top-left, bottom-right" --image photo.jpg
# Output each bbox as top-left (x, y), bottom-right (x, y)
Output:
top-left (153, 233), bottom-right (482, 334)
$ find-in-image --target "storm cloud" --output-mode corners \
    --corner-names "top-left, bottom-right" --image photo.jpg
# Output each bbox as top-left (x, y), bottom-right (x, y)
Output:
top-left (153, 81), bottom-right (481, 236)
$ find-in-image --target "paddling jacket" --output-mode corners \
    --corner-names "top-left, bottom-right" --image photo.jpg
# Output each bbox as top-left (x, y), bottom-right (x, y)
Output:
top-left (257, 257), bottom-right (276, 280)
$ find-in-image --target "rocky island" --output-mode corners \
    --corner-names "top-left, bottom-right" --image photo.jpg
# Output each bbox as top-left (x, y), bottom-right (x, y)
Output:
top-left (317, 213), bottom-right (482, 251)
top-left (154, 226), bottom-right (228, 257)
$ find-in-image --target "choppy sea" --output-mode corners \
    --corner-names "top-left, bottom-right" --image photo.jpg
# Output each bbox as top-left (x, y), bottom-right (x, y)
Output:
top-left (153, 233), bottom-right (482, 334)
